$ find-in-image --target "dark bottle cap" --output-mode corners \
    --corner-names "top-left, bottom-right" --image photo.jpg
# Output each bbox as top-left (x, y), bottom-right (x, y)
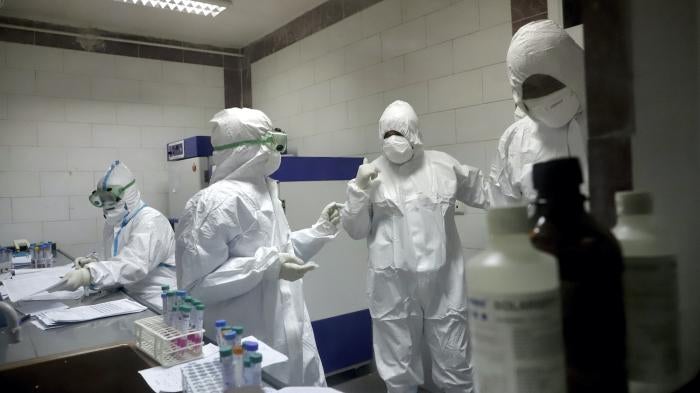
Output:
top-left (533, 157), bottom-right (583, 193)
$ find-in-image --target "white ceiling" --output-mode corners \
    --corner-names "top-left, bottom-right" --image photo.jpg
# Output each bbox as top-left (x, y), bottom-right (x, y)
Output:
top-left (0, 0), bottom-right (327, 48)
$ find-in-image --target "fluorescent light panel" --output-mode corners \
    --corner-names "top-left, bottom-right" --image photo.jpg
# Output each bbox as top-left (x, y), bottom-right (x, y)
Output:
top-left (114, 0), bottom-right (229, 17)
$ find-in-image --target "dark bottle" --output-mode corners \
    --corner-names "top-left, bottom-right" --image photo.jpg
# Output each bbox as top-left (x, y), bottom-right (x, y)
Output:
top-left (530, 158), bottom-right (628, 393)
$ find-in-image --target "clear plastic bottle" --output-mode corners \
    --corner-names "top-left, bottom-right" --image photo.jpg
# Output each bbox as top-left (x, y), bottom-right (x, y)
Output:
top-left (466, 206), bottom-right (566, 393)
top-left (243, 359), bottom-right (252, 386)
top-left (242, 340), bottom-right (258, 361)
top-left (220, 348), bottom-right (235, 390)
top-left (190, 303), bottom-right (205, 345)
top-left (613, 191), bottom-right (680, 389)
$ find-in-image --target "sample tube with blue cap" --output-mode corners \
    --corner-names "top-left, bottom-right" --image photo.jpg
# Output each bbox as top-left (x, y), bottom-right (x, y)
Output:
top-left (175, 290), bottom-right (187, 309)
top-left (223, 330), bottom-right (236, 351)
top-left (189, 303), bottom-right (205, 345)
top-left (215, 319), bottom-right (227, 347)
top-left (242, 340), bottom-right (258, 361)
top-left (160, 285), bottom-right (170, 323)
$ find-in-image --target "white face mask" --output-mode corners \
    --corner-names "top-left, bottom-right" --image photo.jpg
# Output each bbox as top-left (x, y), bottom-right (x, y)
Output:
top-left (263, 147), bottom-right (282, 176)
top-left (523, 87), bottom-right (580, 128)
top-left (104, 202), bottom-right (128, 226)
top-left (382, 135), bottom-right (414, 165)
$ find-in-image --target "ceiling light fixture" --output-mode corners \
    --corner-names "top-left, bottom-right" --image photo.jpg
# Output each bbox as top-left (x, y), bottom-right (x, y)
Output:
top-left (113, 0), bottom-right (232, 17)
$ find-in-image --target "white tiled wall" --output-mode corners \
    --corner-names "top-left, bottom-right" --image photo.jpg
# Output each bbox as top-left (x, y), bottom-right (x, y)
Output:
top-left (251, 0), bottom-right (514, 254)
top-left (0, 43), bottom-right (225, 254)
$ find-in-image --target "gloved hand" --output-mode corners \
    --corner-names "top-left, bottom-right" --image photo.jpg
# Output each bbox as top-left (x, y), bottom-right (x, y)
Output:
top-left (355, 158), bottom-right (380, 190)
top-left (315, 202), bottom-right (344, 232)
top-left (74, 255), bottom-right (99, 268)
top-left (278, 253), bottom-right (318, 282)
top-left (48, 268), bottom-right (91, 292)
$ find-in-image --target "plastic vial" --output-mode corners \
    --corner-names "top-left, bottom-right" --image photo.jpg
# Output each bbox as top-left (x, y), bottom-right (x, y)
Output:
top-left (168, 305), bottom-right (178, 327)
top-left (33, 244), bottom-right (40, 268)
top-left (165, 291), bottom-right (175, 322)
top-left (215, 320), bottom-right (227, 347)
top-left (243, 359), bottom-right (252, 386)
top-left (189, 303), bottom-right (205, 345)
top-left (613, 191), bottom-right (680, 388)
top-left (160, 292), bottom-right (168, 323)
top-left (177, 305), bottom-right (192, 350)
top-left (466, 206), bottom-right (565, 393)
top-left (231, 326), bottom-right (244, 346)
top-left (242, 340), bottom-right (259, 361)
top-left (249, 352), bottom-right (262, 386)
top-left (223, 331), bottom-right (237, 351)
top-left (233, 346), bottom-right (244, 388)
top-left (530, 158), bottom-right (628, 393)
top-left (220, 348), bottom-right (235, 390)
top-left (175, 290), bottom-right (187, 309)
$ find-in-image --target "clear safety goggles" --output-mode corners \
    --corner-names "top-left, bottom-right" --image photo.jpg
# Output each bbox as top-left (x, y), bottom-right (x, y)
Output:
top-left (88, 179), bottom-right (135, 209)
top-left (212, 131), bottom-right (287, 154)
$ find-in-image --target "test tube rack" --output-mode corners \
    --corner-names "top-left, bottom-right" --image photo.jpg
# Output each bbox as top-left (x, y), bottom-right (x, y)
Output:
top-left (134, 315), bottom-right (205, 367)
top-left (182, 358), bottom-right (222, 393)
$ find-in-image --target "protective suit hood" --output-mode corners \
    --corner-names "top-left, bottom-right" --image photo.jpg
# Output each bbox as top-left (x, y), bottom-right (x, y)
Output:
top-left (378, 100), bottom-right (423, 146)
top-left (210, 107), bottom-right (277, 183)
top-left (96, 161), bottom-right (141, 212)
top-left (507, 19), bottom-right (585, 117)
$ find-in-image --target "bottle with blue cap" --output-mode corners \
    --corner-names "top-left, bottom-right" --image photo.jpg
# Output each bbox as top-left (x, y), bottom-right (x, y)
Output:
top-left (223, 330), bottom-right (237, 351)
top-left (215, 319), bottom-right (227, 347)
top-left (175, 290), bottom-right (187, 309)
top-left (242, 340), bottom-right (259, 361)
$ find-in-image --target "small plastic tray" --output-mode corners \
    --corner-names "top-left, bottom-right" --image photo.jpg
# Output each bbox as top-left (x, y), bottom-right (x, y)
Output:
top-left (134, 315), bottom-right (205, 367)
top-left (182, 358), bottom-right (222, 393)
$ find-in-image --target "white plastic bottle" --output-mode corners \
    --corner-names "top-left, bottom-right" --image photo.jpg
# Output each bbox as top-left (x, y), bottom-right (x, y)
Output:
top-left (613, 191), bottom-right (680, 390)
top-left (466, 206), bottom-right (565, 393)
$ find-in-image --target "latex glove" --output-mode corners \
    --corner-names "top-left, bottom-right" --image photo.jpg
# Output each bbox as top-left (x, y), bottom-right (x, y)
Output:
top-left (48, 268), bottom-right (91, 292)
top-left (315, 202), bottom-right (344, 231)
top-left (355, 158), bottom-right (380, 190)
top-left (74, 255), bottom-right (99, 268)
top-left (278, 253), bottom-right (318, 282)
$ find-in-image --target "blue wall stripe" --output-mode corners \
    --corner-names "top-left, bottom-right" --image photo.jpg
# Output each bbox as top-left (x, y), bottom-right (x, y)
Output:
top-left (311, 309), bottom-right (373, 373)
top-left (272, 156), bottom-right (363, 182)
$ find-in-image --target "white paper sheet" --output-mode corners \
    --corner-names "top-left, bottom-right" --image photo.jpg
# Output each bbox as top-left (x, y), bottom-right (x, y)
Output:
top-left (0, 265), bottom-right (78, 302)
top-left (33, 298), bottom-right (147, 329)
top-left (242, 335), bottom-right (288, 369)
top-left (15, 301), bottom-right (68, 315)
top-left (139, 343), bottom-right (220, 393)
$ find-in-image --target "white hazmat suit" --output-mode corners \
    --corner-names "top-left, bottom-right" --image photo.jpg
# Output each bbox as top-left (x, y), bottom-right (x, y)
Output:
top-left (52, 161), bottom-right (176, 310)
top-left (489, 19), bottom-right (588, 206)
top-left (176, 108), bottom-right (339, 387)
top-left (341, 101), bottom-right (489, 393)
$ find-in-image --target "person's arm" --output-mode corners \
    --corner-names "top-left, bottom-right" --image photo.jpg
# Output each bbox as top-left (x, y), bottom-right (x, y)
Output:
top-left (290, 203), bottom-right (341, 262)
top-left (454, 163), bottom-right (490, 210)
top-left (341, 179), bottom-right (372, 240)
top-left (487, 124), bottom-right (524, 207)
top-left (176, 196), bottom-right (281, 304)
top-left (88, 214), bottom-right (173, 289)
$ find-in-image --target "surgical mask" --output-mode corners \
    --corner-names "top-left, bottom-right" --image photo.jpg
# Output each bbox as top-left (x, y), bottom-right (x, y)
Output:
top-left (212, 131), bottom-right (288, 154)
top-left (104, 203), bottom-right (128, 226)
top-left (382, 135), bottom-right (413, 164)
top-left (263, 148), bottom-right (282, 176)
top-left (523, 87), bottom-right (580, 128)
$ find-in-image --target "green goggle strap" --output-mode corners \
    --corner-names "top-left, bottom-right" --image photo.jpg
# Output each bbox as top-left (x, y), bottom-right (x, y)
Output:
top-left (112, 178), bottom-right (136, 199)
top-left (212, 134), bottom-right (275, 151)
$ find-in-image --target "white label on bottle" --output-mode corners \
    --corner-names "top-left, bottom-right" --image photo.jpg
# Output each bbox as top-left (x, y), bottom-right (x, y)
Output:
top-left (624, 255), bottom-right (680, 380)
top-left (468, 290), bottom-right (566, 393)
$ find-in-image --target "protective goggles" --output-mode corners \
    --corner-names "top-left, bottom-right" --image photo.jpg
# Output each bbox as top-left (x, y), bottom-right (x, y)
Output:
top-left (212, 131), bottom-right (287, 153)
top-left (88, 179), bottom-right (135, 209)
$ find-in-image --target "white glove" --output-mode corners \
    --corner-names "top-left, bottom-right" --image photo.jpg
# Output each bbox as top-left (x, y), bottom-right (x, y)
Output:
top-left (278, 253), bottom-right (318, 282)
top-left (74, 255), bottom-right (99, 268)
top-left (48, 268), bottom-right (91, 292)
top-left (355, 158), bottom-right (380, 190)
top-left (315, 202), bottom-right (344, 232)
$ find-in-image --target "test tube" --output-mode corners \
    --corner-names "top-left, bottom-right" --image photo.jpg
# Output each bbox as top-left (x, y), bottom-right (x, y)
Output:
top-left (232, 326), bottom-right (244, 346)
top-left (33, 244), bottom-right (39, 268)
top-left (250, 352), bottom-right (262, 386)
top-left (161, 292), bottom-right (168, 323)
top-left (242, 340), bottom-right (259, 362)
top-left (177, 305), bottom-right (191, 349)
top-left (243, 359), bottom-right (252, 386)
top-left (220, 348), bottom-right (235, 390)
top-left (189, 303), bottom-right (205, 345)
top-left (233, 346), bottom-right (244, 388)
top-left (47, 241), bottom-right (55, 267)
top-left (175, 290), bottom-right (187, 309)
top-left (223, 331), bottom-right (236, 351)
top-left (165, 291), bottom-right (175, 322)
top-left (215, 320), bottom-right (227, 347)
top-left (169, 305), bottom-right (178, 327)
top-left (184, 295), bottom-right (193, 305)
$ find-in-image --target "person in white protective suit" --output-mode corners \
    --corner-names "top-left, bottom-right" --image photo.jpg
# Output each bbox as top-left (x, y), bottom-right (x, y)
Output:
top-left (489, 19), bottom-right (588, 206)
top-left (175, 107), bottom-right (343, 387)
top-left (341, 100), bottom-right (489, 393)
top-left (49, 160), bottom-right (176, 310)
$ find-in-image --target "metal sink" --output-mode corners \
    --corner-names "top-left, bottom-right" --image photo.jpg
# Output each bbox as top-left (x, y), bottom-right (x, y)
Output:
top-left (0, 343), bottom-right (158, 393)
